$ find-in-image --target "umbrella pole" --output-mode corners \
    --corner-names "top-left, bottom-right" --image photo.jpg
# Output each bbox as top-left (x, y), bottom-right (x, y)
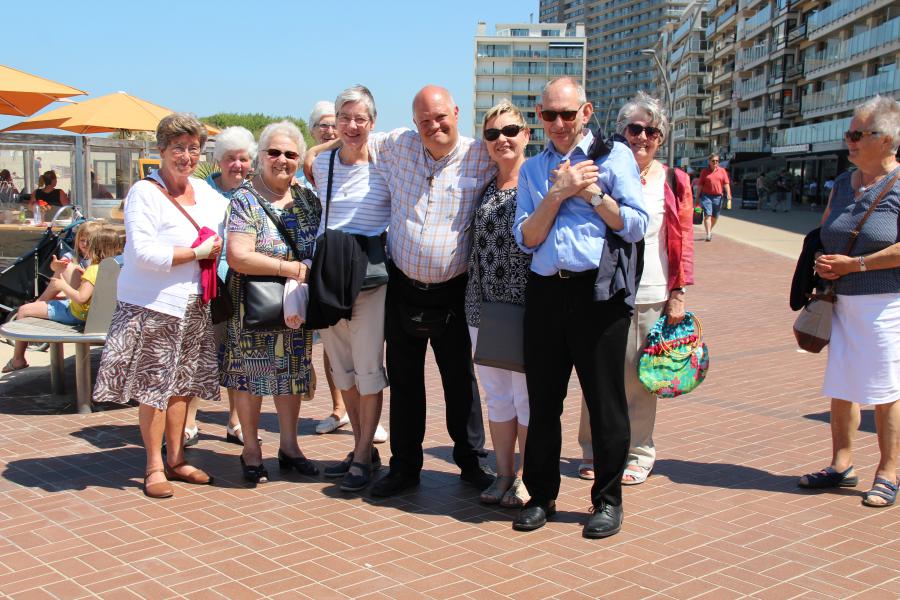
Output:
top-left (74, 135), bottom-right (87, 211)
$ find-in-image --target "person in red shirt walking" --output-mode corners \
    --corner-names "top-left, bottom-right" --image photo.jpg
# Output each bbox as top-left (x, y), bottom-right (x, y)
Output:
top-left (694, 154), bottom-right (732, 241)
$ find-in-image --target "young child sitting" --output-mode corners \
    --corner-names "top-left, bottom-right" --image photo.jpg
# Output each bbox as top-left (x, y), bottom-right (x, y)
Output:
top-left (3, 226), bottom-right (122, 373)
top-left (52, 220), bottom-right (103, 293)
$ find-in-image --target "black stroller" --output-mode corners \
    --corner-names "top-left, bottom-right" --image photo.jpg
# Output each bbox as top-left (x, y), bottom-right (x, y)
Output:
top-left (0, 220), bottom-right (84, 342)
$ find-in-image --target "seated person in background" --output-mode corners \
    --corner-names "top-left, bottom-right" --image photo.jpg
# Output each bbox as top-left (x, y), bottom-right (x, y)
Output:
top-left (32, 170), bottom-right (69, 208)
top-left (3, 226), bottom-right (122, 373)
top-left (91, 171), bottom-right (114, 199)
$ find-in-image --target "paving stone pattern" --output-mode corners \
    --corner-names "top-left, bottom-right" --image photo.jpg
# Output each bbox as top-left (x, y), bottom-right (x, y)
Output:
top-left (0, 234), bottom-right (896, 599)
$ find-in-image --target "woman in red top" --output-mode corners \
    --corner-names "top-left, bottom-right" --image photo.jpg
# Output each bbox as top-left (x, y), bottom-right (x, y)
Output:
top-left (577, 92), bottom-right (695, 485)
top-left (695, 155), bottom-right (731, 241)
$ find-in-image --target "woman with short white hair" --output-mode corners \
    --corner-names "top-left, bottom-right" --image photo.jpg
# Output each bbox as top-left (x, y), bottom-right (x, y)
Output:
top-left (800, 95), bottom-right (900, 508)
top-left (221, 120), bottom-right (322, 484)
top-left (309, 101), bottom-right (338, 146)
top-left (312, 85), bottom-right (391, 492)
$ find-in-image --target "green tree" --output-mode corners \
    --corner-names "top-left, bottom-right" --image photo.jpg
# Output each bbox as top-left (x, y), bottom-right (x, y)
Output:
top-left (200, 113), bottom-right (314, 149)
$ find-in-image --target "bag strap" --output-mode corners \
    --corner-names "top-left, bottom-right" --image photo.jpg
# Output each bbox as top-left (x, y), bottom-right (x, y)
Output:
top-left (246, 184), bottom-right (304, 261)
top-left (665, 165), bottom-right (677, 197)
top-left (844, 169), bottom-right (900, 255)
top-left (144, 176), bottom-right (200, 232)
top-left (323, 149), bottom-right (337, 229)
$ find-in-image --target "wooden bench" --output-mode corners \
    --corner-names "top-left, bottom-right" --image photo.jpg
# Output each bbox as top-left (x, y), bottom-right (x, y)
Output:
top-left (0, 257), bottom-right (120, 413)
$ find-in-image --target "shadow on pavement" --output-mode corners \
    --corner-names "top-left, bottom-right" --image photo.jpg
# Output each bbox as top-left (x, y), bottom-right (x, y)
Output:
top-left (803, 408), bottom-right (876, 433)
top-left (721, 206), bottom-right (822, 236)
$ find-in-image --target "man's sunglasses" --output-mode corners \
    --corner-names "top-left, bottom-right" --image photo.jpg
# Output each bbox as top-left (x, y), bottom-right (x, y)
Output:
top-left (484, 124), bottom-right (524, 141)
top-left (844, 130), bottom-right (880, 143)
top-left (539, 105), bottom-right (583, 122)
top-left (625, 123), bottom-right (663, 139)
top-left (266, 148), bottom-right (301, 160)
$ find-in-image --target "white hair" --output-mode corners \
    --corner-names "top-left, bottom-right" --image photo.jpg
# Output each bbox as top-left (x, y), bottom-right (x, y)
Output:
top-left (542, 77), bottom-right (587, 104)
top-left (309, 101), bottom-right (335, 128)
top-left (855, 94), bottom-right (900, 153)
top-left (212, 126), bottom-right (257, 162)
top-left (335, 85), bottom-right (377, 121)
top-left (257, 120), bottom-right (306, 156)
top-left (616, 91), bottom-right (670, 142)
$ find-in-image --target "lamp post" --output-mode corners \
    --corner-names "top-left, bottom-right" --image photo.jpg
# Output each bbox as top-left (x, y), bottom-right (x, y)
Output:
top-left (602, 70), bottom-right (632, 135)
top-left (641, 48), bottom-right (676, 168)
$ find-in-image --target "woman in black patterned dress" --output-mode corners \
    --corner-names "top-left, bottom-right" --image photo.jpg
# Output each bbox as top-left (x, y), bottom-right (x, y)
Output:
top-left (464, 100), bottom-right (532, 508)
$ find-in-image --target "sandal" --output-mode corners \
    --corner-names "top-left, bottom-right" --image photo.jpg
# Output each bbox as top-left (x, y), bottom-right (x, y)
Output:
top-left (622, 465), bottom-right (651, 485)
top-left (226, 423), bottom-right (262, 446)
top-left (861, 477), bottom-right (898, 508)
top-left (1, 359), bottom-right (28, 374)
top-left (480, 475), bottom-right (515, 504)
top-left (500, 477), bottom-right (530, 508)
top-left (577, 462), bottom-right (595, 481)
top-left (798, 465), bottom-right (858, 489)
top-left (143, 468), bottom-right (174, 499)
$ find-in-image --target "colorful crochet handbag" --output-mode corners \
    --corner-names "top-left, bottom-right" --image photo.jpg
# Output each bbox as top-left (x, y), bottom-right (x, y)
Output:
top-left (638, 312), bottom-right (709, 398)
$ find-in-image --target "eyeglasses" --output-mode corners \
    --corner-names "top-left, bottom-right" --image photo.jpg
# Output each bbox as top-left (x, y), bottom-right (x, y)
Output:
top-left (539, 104), bottom-right (584, 122)
top-left (265, 148), bottom-right (301, 160)
top-left (625, 123), bottom-right (662, 140)
top-left (316, 123), bottom-right (337, 130)
top-left (844, 130), bottom-right (880, 143)
top-left (484, 124), bottom-right (524, 141)
top-left (170, 145), bottom-right (201, 157)
top-left (710, 159), bottom-right (720, 163)
top-left (337, 115), bottom-right (371, 126)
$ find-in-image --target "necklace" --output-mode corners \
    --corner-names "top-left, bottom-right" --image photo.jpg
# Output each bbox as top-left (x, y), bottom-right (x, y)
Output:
top-left (255, 174), bottom-right (289, 202)
top-left (639, 163), bottom-right (653, 186)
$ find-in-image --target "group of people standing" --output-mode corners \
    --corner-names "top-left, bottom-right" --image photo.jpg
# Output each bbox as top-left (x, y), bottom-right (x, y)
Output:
top-left (88, 77), bottom-right (900, 539)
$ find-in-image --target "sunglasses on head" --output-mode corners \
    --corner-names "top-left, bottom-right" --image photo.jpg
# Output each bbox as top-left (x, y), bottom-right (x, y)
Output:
top-left (625, 123), bottom-right (662, 139)
top-left (265, 148), bottom-right (301, 160)
top-left (539, 106), bottom-right (583, 122)
top-left (844, 130), bottom-right (880, 143)
top-left (484, 124), bottom-right (524, 141)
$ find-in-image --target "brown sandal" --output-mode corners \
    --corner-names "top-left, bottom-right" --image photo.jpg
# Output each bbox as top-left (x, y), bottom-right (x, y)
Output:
top-left (143, 468), bottom-right (174, 499)
top-left (164, 461), bottom-right (213, 485)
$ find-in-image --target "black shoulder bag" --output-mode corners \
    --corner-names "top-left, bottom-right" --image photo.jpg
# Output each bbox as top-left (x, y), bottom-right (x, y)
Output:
top-left (241, 187), bottom-right (305, 330)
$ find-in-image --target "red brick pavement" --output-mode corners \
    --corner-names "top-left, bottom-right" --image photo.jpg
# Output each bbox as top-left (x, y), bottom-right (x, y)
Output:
top-left (0, 234), bottom-right (896, 599)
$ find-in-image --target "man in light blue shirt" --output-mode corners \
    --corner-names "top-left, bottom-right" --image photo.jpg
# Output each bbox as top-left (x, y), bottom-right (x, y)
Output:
top-left (512, 77), bottom-right (648, 539)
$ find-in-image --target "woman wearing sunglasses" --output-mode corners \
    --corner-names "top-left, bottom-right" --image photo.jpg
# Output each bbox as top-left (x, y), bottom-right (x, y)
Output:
top-left (576, 92), bottom-right (694, 486)
top-left (800, 95), bottom-right (900, 508)
top-left (221, 121), bottom-right (321, 484)
top-left (464, 100), bottom-right (533, 507)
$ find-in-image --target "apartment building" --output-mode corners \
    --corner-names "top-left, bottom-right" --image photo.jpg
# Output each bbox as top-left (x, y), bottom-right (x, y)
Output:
top-left (668, 2), bottom-right (712, 169)
top-left (539, 0), bottom-right (689, 136)
top-left (473, 22), bottom-right (586, 156)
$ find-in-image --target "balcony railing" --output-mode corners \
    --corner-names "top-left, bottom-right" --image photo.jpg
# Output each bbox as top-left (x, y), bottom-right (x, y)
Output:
top-left (737, 74), bottom-right (766, 98)
top-left (788, 23), bottom-right (806, 42)
top-left (808, 0), bottom-right (871, 35)
top-left (738, 105), bottom-right (766, 128)
top-left (785, 62), bottom-right (804, 79)
top-left (710, 118), bottom-right (731, 130)
top-left (805, 17), bottom-right (900, 76)
top-left (737, 44), bottom-right (769, 69)
top-left (707, 0), bottom-right (717, 13)
top-left (476, 66), bottom-right (512, 76)
top-left (674, 85), bottom-right (706, 101)
top-left (673, 105), bottom-right (703, 120)
top-left (732, 139), bottom-right (770, 152)
top-left (717, 4), bottom-right (738, 29)
top-left (743, 5), bottom-right (772, 38)
top-left (706, 21), bottom-right (716, 38)
top-left (771, 116), bottom-right (852, 147)
top-left (802, 69), bottom-right (900, 114)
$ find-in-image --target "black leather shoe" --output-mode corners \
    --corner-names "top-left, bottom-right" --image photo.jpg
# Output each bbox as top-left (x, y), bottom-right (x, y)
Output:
top-left (325, 448), bottom-right (382, 478)
top-left (340, 462), bottom-right (372, 492)
top-left (460, 464), bottom-right (496, 491)
top-left (583, 503), bottom-right (623, 539)
top-left (277, 449), bottom-right (319, 476)
top-left (240, 455), bottom-right (268, 484)
top-left (513, 501), bottom-right (556, 531)
top-left (371, 469), bottom-right (420, 497)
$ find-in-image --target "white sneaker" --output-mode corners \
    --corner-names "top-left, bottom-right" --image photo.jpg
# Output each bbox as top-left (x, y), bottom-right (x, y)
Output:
top-left (316, 413), bottom-right (349, 434)
top-left (372, 424), bottom-right (388, 444)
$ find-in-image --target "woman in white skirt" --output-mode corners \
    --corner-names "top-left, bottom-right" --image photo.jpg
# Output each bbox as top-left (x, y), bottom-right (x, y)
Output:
top-left (799, 95), bottom-right (900, 508)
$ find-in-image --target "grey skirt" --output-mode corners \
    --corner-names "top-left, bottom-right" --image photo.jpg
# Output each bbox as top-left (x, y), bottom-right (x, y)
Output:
top-left (93, 297), bottom-right (219, 410)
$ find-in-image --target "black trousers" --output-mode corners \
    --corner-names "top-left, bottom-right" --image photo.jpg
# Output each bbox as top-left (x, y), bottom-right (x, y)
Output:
top-left (384, 264), bottom-right (486, 476)
top-left (522, 271), bottom-right (631, 508)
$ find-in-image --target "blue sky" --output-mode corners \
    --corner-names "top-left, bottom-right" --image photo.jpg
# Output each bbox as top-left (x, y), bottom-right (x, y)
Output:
top-left (1, 0), bottom-right (538, 137)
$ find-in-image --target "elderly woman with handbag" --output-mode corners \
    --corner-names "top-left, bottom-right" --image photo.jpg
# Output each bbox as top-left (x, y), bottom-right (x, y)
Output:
top-left (220, 121), bottom-right (321, 484)
top-left (93, 113), bottom-right (225, 498)
top-left (310, 86), bottom-right (391, 493)
top-left (577, 92), bottom-right (694, 485)
top-left (463, 100), bottom-right (533, 507)
top-left (799, 95), bottom-right (900, 508)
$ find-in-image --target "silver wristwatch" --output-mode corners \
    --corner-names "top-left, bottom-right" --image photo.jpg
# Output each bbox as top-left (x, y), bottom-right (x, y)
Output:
top-left (590, 193), bottom-right (605, 207)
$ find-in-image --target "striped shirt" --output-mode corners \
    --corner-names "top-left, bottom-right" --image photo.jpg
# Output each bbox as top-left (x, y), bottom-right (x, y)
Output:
top-left (311, 150), bottom-right (391, 237)
top-left (368, 129), bottom-right (496, 283)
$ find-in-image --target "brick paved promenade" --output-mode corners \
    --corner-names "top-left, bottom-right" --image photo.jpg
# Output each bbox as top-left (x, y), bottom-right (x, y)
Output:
top-left (0, 212), bottom-right (896, 599)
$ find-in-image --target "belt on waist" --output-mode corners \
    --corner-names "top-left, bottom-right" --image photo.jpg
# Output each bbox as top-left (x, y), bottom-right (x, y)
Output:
top-left (390, 263), bottom-right (465, 290)
top-left (537, 268), bottom-right (599, 280)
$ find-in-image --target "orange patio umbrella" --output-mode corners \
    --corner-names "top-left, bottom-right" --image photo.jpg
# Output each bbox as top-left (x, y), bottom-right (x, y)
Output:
top-left (2, 91), bottom-right (220, 135)
top-left (0, 64), bottom-right (87, 116)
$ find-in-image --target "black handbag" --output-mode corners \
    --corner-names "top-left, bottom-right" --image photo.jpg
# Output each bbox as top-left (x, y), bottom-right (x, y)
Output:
top-left (209, 272), bottom-right (233, 324)
top-left (242, 188), bottom-right (305, 330)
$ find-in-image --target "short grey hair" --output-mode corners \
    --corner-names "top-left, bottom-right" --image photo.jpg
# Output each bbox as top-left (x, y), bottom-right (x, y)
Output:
top-left (156, 112), bottom-right (207, 151)
top-left (855, 94), bottom-right (900, 153)
top-left (616, 91), bottom-right (669, 142)
top-left (308, 101), bottom-right (335, 128)
top-left (212, 126), bottom-right (257, 162)
top-left (335, 85), bottom-right (377, 121)
top-left (257, 120), bottom-right (306, 158)
top-left (542, 77), bottom-right (587, 104)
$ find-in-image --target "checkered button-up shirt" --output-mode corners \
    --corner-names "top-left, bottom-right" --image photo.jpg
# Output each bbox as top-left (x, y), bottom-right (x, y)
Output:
top-left (369, 129), bottom-right (496, 284)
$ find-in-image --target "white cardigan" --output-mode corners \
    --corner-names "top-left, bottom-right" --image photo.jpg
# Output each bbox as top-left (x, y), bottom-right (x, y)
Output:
top-left (118, 172), bottom-right (226, 318)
